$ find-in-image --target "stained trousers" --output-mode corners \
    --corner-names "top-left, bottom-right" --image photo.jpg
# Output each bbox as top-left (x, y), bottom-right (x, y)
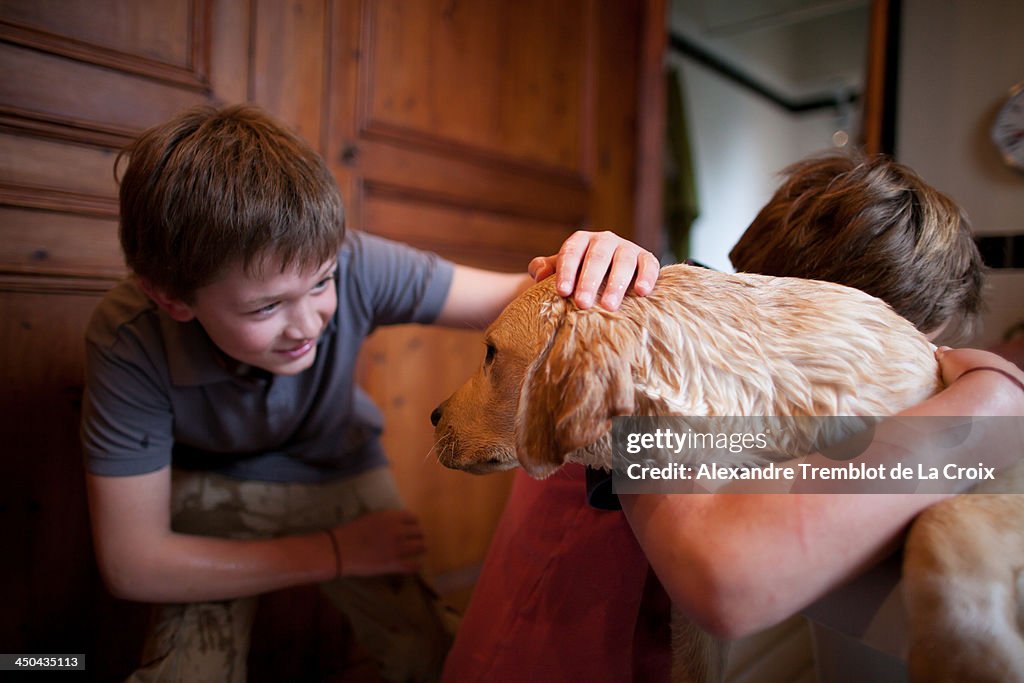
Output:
top-left (125, 467), bottom-right (456, 683)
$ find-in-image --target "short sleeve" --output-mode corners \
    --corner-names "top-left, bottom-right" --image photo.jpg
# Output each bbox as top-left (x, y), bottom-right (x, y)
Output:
top-left (345, 232), bottom-right (455, 327)
top-left (81, 325), bottom-right (175, 477)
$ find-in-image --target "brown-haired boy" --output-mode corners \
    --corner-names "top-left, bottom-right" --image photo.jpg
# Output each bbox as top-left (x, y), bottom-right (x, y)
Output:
top-left (629, 151), bottom-right (1008, 677)
top-left (730, 151), bottom-right (984, 343)
top-left (82, 104), bottom-right (659, 682)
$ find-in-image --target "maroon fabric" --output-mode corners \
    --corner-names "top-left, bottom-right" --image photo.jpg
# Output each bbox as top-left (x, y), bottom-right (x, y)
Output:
top-left (442, 465), bottom-right (671, 682)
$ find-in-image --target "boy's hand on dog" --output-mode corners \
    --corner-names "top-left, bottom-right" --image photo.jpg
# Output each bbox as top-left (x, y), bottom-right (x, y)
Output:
top-left (331, 510), bottom-right (427, 576)
top-left (528, 230), bottom-right (659, 311)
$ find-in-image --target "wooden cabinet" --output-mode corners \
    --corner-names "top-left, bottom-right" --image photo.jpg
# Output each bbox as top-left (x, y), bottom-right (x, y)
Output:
top-left (0, 0), bottom-right (664, 676)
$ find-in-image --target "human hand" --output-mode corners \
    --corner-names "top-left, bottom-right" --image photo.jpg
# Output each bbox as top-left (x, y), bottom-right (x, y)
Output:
top-left (527, 230), bottom-right (659, 311)
top-left (935, 346), bottom-right (1024, 390)
top-left (330, 510), bottom-right (426, 576)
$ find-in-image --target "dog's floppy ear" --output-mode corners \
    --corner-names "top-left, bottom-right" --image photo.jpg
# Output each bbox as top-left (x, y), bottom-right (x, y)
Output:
top-left (515, 306), bottom-right (636, 478)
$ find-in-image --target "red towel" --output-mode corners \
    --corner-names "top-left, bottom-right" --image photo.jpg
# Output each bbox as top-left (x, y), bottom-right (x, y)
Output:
top-left (443, 464), bottom-right (672, 682)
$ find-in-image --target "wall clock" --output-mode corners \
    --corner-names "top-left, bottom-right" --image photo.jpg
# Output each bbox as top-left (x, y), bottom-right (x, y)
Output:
top-left (992, 81), bottom-right (1024, 173)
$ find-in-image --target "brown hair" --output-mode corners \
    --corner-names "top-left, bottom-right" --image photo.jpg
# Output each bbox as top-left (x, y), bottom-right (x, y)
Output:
top-left (729, 152), bottom-right (983, 342)
top-left (117, 104), bottom-right (345, 302)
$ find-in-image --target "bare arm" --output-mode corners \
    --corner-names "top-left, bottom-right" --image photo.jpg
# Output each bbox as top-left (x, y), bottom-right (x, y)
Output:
top-left (621, 348), bottom-right (1024, 640)
top-left (434, 230), bottom-right (660, 328)
top-left (433, 266), bottom-right (532, 329)
top-left (87, 467), bottom-right (425, 603)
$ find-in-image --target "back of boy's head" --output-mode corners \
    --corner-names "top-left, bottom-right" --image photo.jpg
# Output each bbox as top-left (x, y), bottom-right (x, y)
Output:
top-left (729, 152), bottom-right (984, 342)
top-left (118, 104), bottom-right (345, 302)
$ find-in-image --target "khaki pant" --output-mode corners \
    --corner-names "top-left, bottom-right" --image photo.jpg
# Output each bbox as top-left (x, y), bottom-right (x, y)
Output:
top-left (127, 467), bottom-right (456, 683)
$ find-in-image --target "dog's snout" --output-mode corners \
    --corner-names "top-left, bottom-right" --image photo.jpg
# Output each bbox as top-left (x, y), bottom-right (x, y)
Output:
top-left (430, 404), bottom-right (443, 427)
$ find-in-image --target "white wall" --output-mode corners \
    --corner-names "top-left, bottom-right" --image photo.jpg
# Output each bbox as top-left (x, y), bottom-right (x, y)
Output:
top-left (898, 0), bottom-right (1024, 347)
top-left (669, 54), bottom-right (842, 272)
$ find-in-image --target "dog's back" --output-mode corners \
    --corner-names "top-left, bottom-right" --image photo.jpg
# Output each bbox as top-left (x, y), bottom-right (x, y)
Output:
top-left (517, 264), bottom-right (943, 474)
top-left (629, 264), bottom-right (941, 418)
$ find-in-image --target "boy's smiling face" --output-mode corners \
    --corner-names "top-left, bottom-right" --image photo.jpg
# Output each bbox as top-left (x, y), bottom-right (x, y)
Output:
top-left (156, 255), bottom-right (338, 375)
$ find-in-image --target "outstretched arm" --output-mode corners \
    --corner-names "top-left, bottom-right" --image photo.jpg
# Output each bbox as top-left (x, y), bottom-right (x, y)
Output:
top-left (621, 347), bottom-right (1024, 640)
top-left (87, 467), bottom-right (426, 603)
top-left (434, 230), bottom-right (659, 328)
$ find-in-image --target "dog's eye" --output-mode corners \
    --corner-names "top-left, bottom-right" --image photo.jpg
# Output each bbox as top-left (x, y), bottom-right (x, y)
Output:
top-left (484, 342), bottom-right (497, 367)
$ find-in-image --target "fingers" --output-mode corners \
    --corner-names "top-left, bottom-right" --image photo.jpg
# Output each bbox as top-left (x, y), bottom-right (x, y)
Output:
top-left (633, 251), bottom-right (660, 295)
top-left (528, 255), bottom-right (557, 282)
top-left (332, 509), bottom-right (427, 576)
top-left (552, 231), bottom-right (592, 298)
top-left (384, 511), bottom-right (425, 570)
top-left (548, 230), bottom-right (659, 310)
top-left (935, 346), bottom-right (1024, 386)
top-left (392, 510), bottom-right (426, 557)
top-left (569, 233), bottom-right (616, 308)
top-left (599, 249), bottom-right (660, 310)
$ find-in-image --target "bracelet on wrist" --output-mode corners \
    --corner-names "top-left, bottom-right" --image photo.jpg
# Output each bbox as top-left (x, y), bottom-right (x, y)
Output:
top-left (955, 366), bottom-right (1024, 394)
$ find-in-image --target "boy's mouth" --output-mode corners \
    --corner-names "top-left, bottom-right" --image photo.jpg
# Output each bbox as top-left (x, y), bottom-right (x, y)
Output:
top-left (276, 339), bottom-right (315, 359)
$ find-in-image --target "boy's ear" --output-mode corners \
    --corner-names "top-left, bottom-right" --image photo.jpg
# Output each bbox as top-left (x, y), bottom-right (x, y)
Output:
top-left (136, 277), bottom-right (195, 322)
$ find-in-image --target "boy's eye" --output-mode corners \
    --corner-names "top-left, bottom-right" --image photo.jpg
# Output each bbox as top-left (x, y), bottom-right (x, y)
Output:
top-left (250, 302), bottom-right (279, 315)
top-left (312, 275), bottom-right (334, 292)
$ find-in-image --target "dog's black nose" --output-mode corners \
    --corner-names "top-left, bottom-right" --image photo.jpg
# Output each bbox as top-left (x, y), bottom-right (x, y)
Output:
top-left (430, 405), bottom-right (443, 427)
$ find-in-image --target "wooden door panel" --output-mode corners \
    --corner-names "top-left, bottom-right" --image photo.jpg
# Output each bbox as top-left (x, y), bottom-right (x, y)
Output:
top-left (0, 41), bottom-right (207, 140)
top-left (0, 0), bottom-right (214, 141)
top-left (250, 0), bottom-right (328, 147)
top-left (0, 0), bottom-right (205, 86)
top-left (0, 208), bottom-right (122, 277)
top-left (363, 189), bottom-right (571, 271)
top-left (1, 0), bottom-right (663, 670)
top-left (352, 137), bottom-right (589, 225)
top-left (329, 0), bottom-right (603, 242)
top-left (366, 0), bottom-right (587, 172)
top-left (0, 0), bottom-right (194, 66)
top-left (0, 285), bottom-right (143, 677)
top-left (0, 133), bottom-right (119, 199)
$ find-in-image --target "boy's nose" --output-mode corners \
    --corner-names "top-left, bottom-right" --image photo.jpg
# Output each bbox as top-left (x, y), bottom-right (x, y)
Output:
top-left (288, 303), bottom-right (323, 339)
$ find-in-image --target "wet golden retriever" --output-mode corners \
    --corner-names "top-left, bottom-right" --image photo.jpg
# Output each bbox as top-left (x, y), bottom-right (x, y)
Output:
top-left (433, 264), bottom-right (939, 477)
top-left (432, 264), bottom-right (1020, 682)
top-left (903, 473), bottom-right (1024, 683)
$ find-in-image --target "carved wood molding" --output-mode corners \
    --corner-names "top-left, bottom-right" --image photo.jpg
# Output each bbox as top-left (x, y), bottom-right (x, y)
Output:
top-left (363, 178), bottom-right (585, 227)
top-left (358, 118), bottom-right (589, 189)
top-left (0, 271), bottom-right (118, 296)
top-left (354, 1), bottom-right (592, 189)
top-left (0, 181), bottom-right (118, 219)
top-left (0, 105), bottom-right (137, 149)
top-left (0, 7), bottom-right (211, 92)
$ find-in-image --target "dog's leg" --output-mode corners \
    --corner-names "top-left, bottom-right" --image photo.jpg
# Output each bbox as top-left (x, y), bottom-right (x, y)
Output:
top-left (670, 610), bottom-right (728, 683)
top-left (904, 494), bottom-right (1024, 683)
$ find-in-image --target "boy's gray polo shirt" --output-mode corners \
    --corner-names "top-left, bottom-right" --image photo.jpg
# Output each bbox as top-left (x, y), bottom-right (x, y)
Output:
top-left (81, 231), bottom-right (454, 483)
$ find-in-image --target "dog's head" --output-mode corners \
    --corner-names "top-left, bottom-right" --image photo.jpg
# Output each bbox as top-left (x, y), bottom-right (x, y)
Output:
top-left (431, 277), bottom-right (636, 478)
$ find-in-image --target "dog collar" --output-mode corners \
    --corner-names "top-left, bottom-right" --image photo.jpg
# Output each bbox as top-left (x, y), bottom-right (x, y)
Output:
top-left (585, 467), bottom-right (622, 510)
